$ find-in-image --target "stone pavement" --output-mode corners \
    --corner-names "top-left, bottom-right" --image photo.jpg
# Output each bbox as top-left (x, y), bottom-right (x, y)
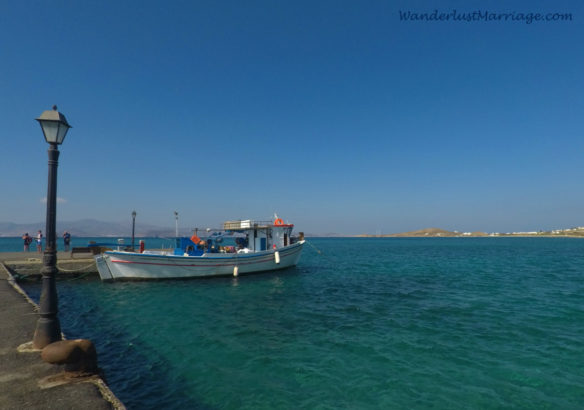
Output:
top-left (0, 262), bottom-right (123, 409)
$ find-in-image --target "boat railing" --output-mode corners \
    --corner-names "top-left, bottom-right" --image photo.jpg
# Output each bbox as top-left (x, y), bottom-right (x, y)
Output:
top-left (223, 220), bottom-right (274, 230)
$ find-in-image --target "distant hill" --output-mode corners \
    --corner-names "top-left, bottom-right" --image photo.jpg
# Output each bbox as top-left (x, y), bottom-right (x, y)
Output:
top-left (389, 227), bottom-right (458, 237)
top-left (357, 228), bottom-right (489, 237)
top-left (358, 226), bottom-right (584, 238)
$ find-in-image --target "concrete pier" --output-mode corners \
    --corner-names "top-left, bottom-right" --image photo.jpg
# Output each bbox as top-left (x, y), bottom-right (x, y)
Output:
top-left (0, 251), bottom-right (97, 279)
top-left (0, 255), bottom-right (122, 409)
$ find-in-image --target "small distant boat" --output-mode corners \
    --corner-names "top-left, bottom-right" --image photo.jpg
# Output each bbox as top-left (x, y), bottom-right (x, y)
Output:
top-left (95, 218), bottom-right (304, 281)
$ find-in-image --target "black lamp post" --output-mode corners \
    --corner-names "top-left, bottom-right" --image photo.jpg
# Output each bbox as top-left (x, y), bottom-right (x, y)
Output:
top-left (174, 211), bottom-right (179, 237)
top-left (33, 105), bottom-right (71, 349)
top-left (132, 210), bottom-right (137, 250)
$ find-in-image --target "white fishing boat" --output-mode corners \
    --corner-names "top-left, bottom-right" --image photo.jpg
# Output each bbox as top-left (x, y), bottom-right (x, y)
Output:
top-left (95, 218), bottom-right (304, 281)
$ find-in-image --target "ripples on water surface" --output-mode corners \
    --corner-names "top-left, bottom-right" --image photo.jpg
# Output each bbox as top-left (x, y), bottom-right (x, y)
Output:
top-left (19, 238), bottom-right (584, 409)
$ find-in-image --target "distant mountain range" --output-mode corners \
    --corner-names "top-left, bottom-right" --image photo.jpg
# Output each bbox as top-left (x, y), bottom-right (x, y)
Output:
top-left (0, 219), bottom-right (184, 237)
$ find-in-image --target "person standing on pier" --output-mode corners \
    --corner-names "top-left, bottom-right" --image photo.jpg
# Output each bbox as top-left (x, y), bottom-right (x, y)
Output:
top-left (22, 233), bottom-right (33, 251)
top-left (63, 231), bottom-right (71, 251)
top-left (36, 230), bottom-right (43, 253)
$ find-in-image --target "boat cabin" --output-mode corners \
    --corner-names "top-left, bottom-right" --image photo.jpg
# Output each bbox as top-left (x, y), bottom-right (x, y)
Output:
top-left (224, 219), bottom-right (295, 251)
top-left (174, 218), bottom-right (298, 256)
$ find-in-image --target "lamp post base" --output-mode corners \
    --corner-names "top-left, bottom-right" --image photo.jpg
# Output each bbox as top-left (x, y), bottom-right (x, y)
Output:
top-left (33, 318), bottom-right (62, 349)
top-left (33, 249), bottom-right (62, 349)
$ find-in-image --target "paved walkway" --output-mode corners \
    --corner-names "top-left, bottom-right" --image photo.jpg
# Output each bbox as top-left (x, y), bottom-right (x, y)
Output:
top-left (0, 263), bottom-right (122, 409)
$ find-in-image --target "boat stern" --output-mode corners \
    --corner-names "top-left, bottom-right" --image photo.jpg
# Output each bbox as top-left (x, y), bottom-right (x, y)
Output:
top-left (95, 254), bottom-right (114, 281)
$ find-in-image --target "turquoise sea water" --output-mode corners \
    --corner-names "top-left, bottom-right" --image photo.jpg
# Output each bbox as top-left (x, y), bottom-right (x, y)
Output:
top-left (6, 237), bottom-right (584, 409)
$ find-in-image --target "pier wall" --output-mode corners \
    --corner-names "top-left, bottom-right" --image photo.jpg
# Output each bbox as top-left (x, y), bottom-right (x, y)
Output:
top-left (0, 251), bottom-right (97, 278)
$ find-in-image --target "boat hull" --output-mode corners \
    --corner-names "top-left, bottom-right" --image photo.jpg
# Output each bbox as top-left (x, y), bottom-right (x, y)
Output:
top-left (95, 241), bottom-right (304, 280)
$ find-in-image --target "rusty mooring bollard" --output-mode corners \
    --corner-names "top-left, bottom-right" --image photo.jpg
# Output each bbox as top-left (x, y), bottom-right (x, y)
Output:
top-left (41, 339), bottom-right (98, 374)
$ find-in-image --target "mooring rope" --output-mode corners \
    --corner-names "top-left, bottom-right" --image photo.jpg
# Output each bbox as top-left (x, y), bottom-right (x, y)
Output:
top-left (306, 240), bottom-right (323, 254)
top-left (11, 272), bottom-right (32, 281)
top-left (63, 271), bottom-right (93, 281)
top-left (56, 262), bottom-right (96, 273)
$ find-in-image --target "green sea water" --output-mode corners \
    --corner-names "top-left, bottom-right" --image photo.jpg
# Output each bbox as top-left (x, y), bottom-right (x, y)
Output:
top-left (17, 237), bottom-right (584, 409)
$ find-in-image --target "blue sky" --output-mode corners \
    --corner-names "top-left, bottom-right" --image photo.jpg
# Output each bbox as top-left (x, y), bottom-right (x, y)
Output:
top-left (1, 0), bottom-right (582, 235)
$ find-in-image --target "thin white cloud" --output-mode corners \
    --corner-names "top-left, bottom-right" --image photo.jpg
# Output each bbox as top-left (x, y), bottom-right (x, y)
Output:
top-left (40, 197), bottom-right (67, 204)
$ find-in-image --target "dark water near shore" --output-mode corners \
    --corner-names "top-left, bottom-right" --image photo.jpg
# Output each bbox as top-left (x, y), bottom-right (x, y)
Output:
top-left (8, 237), bottom-right (584, 409)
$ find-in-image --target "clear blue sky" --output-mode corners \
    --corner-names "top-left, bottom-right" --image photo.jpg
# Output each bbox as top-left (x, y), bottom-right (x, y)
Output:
top-left (1, 0), bottom-right (582, 235)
